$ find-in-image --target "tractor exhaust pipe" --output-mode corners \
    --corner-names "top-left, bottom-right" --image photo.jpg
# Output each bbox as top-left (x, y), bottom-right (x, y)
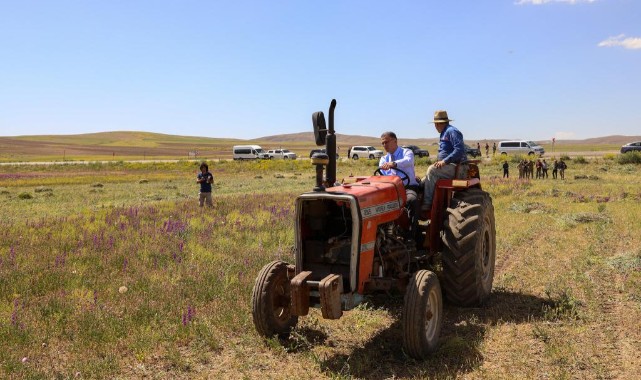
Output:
top-left (311, 99), bottom-right (337, 191)
top-left (326, 99), bottom-right (337, 186)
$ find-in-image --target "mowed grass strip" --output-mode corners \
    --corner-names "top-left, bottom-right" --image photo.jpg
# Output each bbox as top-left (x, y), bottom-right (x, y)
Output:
top-left (1, 157), bottom-right (640, 378)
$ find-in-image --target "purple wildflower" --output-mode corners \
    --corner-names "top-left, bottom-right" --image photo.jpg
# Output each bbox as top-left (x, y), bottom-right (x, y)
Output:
top-left (11, 299), bottom-right (19, 326)
top-left (182, 305), bottom-right (195, 326)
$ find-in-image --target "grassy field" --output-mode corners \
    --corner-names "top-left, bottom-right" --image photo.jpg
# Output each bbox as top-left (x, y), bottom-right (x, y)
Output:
top-left (1, 154), bottom-right (641, 379)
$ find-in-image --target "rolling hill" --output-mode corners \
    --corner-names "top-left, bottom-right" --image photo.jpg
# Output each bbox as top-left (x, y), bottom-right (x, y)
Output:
top-left (1, 131), bottom-right (639, 162)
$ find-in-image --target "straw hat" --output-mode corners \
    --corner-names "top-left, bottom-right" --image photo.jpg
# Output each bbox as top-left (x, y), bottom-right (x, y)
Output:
top-left (431, 110), bottom-right (452, 123)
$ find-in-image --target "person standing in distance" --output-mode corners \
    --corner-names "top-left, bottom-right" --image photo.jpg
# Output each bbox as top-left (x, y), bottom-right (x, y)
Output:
top-left (421, 110), bottom-right (466, 218)
top-left (197, 162), bottom-right (214, 207)
top-left (379, 131), bottom-right (420, 239)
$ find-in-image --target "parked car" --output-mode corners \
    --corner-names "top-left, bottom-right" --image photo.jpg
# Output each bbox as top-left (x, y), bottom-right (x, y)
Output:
top-left (401, 145), bottom-right (429, 158)
top-left (309, 148), bottom-right (339, 158)
top-left (267, 149), bottom-right (297, 159)
top-left (497, 140), bottom-right (545, 156)
top-left (464, 144), bottom-right (481, 158)
top-left (620, 141), bottom-right (641, 154)
top-left (349, 146), bottom-right (384, 160)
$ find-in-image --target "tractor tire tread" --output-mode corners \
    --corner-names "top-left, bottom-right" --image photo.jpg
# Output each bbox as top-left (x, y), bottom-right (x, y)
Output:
top-left (251, 260), bottom-right (297, 338)
top-left (441, 188), bottom-right (496, 307)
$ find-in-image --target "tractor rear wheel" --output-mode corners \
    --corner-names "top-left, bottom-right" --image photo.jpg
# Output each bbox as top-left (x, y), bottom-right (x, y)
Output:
top-left (441, 188), bottom-right (496, 306)
top-left (402, 270), bottom-right (443, 359)
top-left (251, 260), bottom-right (298, 338)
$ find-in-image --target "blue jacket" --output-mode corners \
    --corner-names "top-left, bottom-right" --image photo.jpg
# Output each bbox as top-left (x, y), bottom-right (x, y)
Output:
top-left (437, 124), bottom-right (466, 164)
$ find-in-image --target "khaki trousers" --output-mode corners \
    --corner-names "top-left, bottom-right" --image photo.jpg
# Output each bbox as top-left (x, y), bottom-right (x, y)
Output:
top-left (199, 192), bottom-right (213, 207)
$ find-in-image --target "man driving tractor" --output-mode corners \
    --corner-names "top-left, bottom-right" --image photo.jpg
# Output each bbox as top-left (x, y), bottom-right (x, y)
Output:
top-left (378, 131), bottom-right (420, 239)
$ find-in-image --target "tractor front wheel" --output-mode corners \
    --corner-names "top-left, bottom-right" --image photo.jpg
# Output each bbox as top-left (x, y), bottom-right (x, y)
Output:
top-left (441, 188), bottom-right (496, 306)
top-left (402, 270), bottom-right (443, 359)
top-left (251, 261), bottom-right (298, 338)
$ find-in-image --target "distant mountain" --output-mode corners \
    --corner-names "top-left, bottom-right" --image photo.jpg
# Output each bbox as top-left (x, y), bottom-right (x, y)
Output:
top-left (253, 132), bottom-right (641, 146)
top-left (567, 135), bottom-right (641, 145)
top-left (251, 132), bottom-right (436, 146)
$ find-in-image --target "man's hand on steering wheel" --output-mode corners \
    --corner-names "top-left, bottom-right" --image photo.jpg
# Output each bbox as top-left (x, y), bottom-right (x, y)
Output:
top-left (374, 166), bottom-right (411, 187)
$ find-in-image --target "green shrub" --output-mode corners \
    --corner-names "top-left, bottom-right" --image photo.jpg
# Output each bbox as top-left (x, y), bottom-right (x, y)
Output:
top-left (18, 192), bottom-right (33, 199)
top-left (509, 154), bottom-right (527, 163)
top-left (543, 289), bottom-right (582, 321)
top-left (560, 154), bottom-right (571, 161)
top-left (617, 151), bottom-right (641, 165)
top-left (574, 156), bottom-right (587, 164)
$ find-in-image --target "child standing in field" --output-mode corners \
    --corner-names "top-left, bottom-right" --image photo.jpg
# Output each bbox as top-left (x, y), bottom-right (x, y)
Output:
top-left (502, 161), bottom-right (509, 178)
top-left (197, 162), bottom-right (214, 207)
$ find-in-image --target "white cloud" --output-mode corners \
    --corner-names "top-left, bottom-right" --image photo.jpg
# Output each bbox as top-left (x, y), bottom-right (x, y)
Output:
top-left (515, 0), bottom-right (596, 5)
top-left (598, 34), bottom-right (641, 50)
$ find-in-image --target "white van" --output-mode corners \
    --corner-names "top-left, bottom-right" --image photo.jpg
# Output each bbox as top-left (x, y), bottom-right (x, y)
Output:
top-left (232, 145), bottom-right (269, 160)
top-left (498, 140), bottom-right (545, 156)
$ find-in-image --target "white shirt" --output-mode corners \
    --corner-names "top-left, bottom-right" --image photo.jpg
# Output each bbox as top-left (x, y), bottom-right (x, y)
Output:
top-left (379, 146), bottom-right (419, 187)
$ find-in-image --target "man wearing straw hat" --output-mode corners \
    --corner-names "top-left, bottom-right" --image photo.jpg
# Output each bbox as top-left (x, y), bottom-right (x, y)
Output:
top-left (420, 110), bottom-right (467, 219)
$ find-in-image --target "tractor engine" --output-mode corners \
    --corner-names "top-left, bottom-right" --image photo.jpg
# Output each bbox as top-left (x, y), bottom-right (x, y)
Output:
top-left (372, 222), bottom-right (415, 282)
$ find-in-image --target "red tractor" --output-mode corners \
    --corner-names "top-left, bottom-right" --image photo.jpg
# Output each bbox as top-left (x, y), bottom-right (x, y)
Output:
top-left (252, 100), bottom-right (496, 359)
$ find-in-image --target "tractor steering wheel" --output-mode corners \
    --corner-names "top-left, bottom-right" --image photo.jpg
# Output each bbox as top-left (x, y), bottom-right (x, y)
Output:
top-left (374, 167), bottom-right (411, 187)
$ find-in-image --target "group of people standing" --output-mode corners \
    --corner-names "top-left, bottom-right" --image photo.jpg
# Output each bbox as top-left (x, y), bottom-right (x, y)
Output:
top-left (505, 158), bottom-right (567, 179)
top-left (478, 142), bottom-right (496, 157)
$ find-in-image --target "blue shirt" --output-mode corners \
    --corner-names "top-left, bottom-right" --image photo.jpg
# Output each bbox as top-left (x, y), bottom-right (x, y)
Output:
top-left (198, 172), bottom-right (213, 192)
top-left (437, 124), bottom-right (466, 164)
top-left (378, 146), bottom-right (419, 187)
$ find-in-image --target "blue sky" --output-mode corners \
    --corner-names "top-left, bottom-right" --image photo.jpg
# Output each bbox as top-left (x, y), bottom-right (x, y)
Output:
top-left (1, 0), bottom-right (639, 141)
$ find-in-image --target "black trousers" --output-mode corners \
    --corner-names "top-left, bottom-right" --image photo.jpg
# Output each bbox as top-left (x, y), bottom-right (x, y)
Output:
top-left (405, 187), bottom-right (419, 242)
